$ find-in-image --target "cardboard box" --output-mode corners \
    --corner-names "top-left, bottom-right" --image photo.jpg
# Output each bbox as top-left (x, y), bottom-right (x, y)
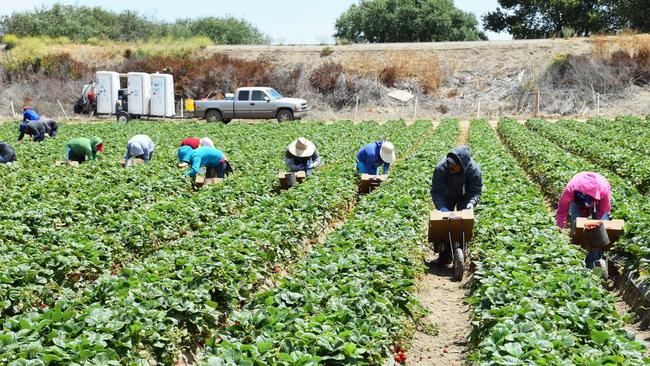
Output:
top-left (120, 158), bottom-right (144, 167)
top-left (55, 160), bottom-right (79, 167)
top-left (194, 175), bottom-right (222, 188)
top-left (428, 209), bottom-right (474, 243)
top-left (358, 174), bottom-right (387, 194)
top-left (278, 171), bottom-right (306, 189)
top-left (571, 218), bottom-right (624, 250)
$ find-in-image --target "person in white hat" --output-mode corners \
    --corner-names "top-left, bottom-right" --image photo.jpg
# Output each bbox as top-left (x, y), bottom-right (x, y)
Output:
top-left (285, 137), bottom-right (321, 176)
top-left (125, 134), bottom-right (155, 163)
top-left (356, 140), bottom-right (395, 175)
top-left (199, 137), bottom-right (215, 148)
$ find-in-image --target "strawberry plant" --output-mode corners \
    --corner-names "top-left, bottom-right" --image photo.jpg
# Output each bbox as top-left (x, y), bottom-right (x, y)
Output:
top-left (467, 119), bottom-right (647, 365)
top-left (498, 118), bottom-right (650, 296)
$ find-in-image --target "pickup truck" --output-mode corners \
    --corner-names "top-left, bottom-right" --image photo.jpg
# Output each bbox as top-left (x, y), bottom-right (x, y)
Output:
top-left (194, 87), bottom-right (311, 123)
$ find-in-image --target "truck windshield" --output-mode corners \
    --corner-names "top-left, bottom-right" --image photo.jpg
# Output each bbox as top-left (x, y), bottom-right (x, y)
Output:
top-left (267, 88), bottom-right (284, 99)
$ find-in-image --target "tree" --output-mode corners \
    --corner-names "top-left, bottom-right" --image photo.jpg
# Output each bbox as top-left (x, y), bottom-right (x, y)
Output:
top-left (0, 4), bottom-right (268, 45)
top-left (483, 0), bottom-right (650, 39)
top-left (334, 0), bottom-right (487, 43)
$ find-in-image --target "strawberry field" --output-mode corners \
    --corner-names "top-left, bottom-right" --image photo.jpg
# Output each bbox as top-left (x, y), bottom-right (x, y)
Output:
top-left (0, 117), bottom-right (649, 365)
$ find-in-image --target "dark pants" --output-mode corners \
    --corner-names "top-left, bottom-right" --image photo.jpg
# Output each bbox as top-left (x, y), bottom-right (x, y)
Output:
top-left (68, 150), bottom-right (86, 163)
top-left (206, 164), bottom-right (225, 179)
top-left (569, 202), bottom-right (604, 269)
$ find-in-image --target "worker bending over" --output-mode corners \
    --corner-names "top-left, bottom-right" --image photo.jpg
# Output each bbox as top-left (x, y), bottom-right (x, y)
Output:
top-left (0, 142), bottom-right (17, 164)
top-left (125, 134), bottom-right (155, 164)
top-left (66, 136), bottom-right (103, 163)
top-left (285, 137), bottom-right (321, 176)
top-left (556, 171), bottom-right (612, 269)
top-left (430, 146), bottom-right (483, 211)
top-left (185, 146), bottom-right (228, 179)
top-left (356, 140), bottom-right (395, 175)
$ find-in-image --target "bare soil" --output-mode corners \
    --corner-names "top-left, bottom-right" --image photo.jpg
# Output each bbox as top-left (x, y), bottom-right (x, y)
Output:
top-left (408, 247), bottom-right (470, 366)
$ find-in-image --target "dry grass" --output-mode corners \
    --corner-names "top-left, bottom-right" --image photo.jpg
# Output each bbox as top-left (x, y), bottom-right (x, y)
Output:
top-left (344, 51), bottom-right (443, 93)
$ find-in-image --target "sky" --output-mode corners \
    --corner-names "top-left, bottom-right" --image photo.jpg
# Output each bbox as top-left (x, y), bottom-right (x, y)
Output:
top-left (0, 0), bottom-right (511, 43)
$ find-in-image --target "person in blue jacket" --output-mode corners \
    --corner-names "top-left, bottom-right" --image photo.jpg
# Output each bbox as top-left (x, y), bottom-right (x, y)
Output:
top-left (22, 106), bottom-right (40, 122)
top-left (185, 146), bottom-right (227, 179)
top-left (356, 140), bottom-right (395, 175)
top-left (430, 145), bottom-right (483, 212)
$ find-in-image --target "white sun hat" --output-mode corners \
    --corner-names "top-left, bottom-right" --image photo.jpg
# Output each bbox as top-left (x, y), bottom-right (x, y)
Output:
top-left (288, 137), bottom-right (316, 157)
top-left (380, 141), bottom-right (396, 164)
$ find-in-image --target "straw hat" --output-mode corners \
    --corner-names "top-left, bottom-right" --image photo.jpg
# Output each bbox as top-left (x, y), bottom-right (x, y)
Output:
top-left (288, 137), bottom-right (315, 157)
top-left (380, 141), bottom-right (396, 163)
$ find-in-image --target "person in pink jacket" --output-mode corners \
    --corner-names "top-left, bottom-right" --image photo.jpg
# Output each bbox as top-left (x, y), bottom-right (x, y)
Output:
top-left (556, 171), bottom-right (612, 269)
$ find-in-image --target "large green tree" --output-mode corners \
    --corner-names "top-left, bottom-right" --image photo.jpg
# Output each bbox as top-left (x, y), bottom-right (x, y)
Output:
top-left (0, 4), bottom-right (268, 44)
top-left (483, 0), bottom-right (650, 39)
top-left (334, 0), bottom-right (487, 43)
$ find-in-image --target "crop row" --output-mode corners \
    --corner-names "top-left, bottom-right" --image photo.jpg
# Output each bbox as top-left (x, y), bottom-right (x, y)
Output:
top-left (497, 118), bottom-right (650, 283)
top-left (466, 119), bottom-right (647, 365)
top-left (198, 119), bottom-right (459, 365)
top-left (0, 121), bottom-right (338, 318)
top-left (0, 120), bottom-right (433, 364)
top-left (525, 118), bottom-right (650, 194)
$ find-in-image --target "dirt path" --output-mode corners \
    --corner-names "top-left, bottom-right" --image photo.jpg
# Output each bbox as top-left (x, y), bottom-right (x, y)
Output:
top-left (613, 290), bottom-right (650, 355)
top-left (408, 247), bottom-right (470, 366)
top-left (404, 122), bottom-right (471, 365)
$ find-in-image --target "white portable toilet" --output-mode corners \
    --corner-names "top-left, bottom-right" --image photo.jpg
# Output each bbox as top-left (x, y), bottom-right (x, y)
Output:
top-left (95, 71), bottom-right (120, 114)
top-left (127, 72), bottom-right (151, 116)
top-left (150, 73), bottom-right (175, 117)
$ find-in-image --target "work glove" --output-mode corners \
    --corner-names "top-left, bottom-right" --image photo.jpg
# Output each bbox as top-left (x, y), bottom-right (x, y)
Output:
top-left (600, 212), bottom-right (610, 220)
top-left (440, 207), bottom-right (450, 212)
top-left (466, 203), bottom-right (474, 210)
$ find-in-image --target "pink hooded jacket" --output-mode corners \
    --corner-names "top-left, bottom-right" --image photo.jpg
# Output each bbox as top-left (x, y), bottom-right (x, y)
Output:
top-left (556, 172), bottom-right (612, 228)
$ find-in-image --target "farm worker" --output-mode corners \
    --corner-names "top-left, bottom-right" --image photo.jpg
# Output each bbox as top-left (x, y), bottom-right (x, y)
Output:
top-left (0, 142), bottom-right (17, 164)
top-left (17, 120), bottom-right (47, 142)
top-left (22, 106), bottom-right (40, 122)
top-left (41, 118), bottom-right (59, 137)
top-left (200, 137), bottom-right (215, 148)
top-left (177, 146), bottom-right (194, 167)
top-left (430, 146), bottom-right (483, 212)
top-left (180, 137), bottom-right (200, 149)
top-left (185, 146), bottom-right (227, 179)
top-left (125, 134), bottom-right (155, 163)
top-left (356, 140), bottom-right (395, 175)
top-left (556, 172), bottom-right (612, 269)
top-left (285, 137), bottom-right (321, 176)
top-left (66, 136), bottom-right (103, 163)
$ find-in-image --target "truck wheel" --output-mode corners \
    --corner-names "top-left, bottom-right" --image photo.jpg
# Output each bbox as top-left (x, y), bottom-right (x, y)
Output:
top-left (205, 110), bottom-right (223, 123)
top-left (277, 109), bottom-right (294, 122)
top-left (116, 111), bottom-right (130, 124)
top-left (222, 118), bottom-right (232, 124)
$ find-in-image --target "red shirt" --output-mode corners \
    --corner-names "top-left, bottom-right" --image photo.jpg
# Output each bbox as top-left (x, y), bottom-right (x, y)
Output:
top-left (180, 137), bottom-right (200, 149)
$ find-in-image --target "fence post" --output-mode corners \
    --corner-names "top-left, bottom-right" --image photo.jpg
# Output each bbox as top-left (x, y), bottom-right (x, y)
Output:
top-left (534, 89), bottom-right (540, 118)
top-left (597, 93), bottom-right (601, 116)
top-left (477, 100), bottom-right (481, 118)
top-left (57, 99), bottom-right (70, 121)
top-left (413, 96), bottom-right (418, 120)
top-left (10, 101), bottom-right (16, 119)
top-left (354, 95), bottom-right (359, 122)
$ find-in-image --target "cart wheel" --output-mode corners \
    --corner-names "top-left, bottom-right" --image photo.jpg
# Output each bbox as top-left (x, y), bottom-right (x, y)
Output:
top-left (453, 248), bottom-right (465, 281)
top-left (438, 246), bottom-right (452, 265)
top-left (116, 111), bottom-right (130, 124)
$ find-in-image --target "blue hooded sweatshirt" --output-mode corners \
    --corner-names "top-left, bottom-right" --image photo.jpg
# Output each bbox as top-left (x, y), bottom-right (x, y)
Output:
top-left (177, 146), bottom-right (194, 163)
top-left (186, 147), bottom-right (224, 177)
top-left (356, 141), bottom-right (390, 174)
top-left (23, 109), bottom-right (40, 122)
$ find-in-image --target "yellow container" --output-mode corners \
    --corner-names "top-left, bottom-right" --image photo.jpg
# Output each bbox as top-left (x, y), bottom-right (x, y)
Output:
top-left (184, 98), bottom-right (195, 112)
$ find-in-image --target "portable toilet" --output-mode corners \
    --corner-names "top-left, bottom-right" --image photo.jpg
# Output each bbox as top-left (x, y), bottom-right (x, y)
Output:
top-left (95, 71), bottom-right (120, 115)
top-left (150, 73), bottom-right (175, 117)
top-left (127, 72), bottom-right (151, 116)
